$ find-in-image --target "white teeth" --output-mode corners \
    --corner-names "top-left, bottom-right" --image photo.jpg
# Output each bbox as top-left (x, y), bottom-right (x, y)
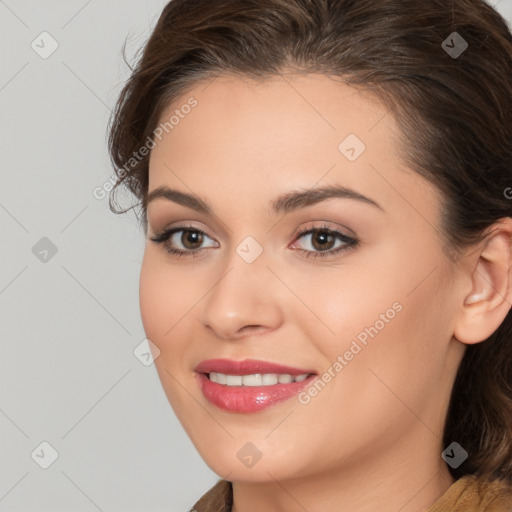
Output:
top-left (208, 372), bottom-right (310, 386)
top-left (242, 374), bottom-right (263, 386)
top-left (209, 372), bottom-right (227, 384)
top-left (226, 375), bottom-right (243, 386)
top-left (262, 373), bottom-right (279, 385)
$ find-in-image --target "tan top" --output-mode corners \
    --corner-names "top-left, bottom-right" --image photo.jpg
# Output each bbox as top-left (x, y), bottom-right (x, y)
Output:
top-left (426, 475), bottom-right (512, 512)
top-left (192, 475), bottom-right (512, 512)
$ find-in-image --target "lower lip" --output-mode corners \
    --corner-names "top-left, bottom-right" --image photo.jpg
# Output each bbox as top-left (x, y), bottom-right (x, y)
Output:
top-left (197, 373), bottom-right (316, 413)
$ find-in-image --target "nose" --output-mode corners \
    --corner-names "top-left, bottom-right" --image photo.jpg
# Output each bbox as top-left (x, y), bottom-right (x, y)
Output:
top-left (199, 253), bottom-right (284, 341)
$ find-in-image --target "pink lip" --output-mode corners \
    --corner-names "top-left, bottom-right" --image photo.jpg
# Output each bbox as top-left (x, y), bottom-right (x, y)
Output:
top-left (195, 358), bottom-right (317, 413)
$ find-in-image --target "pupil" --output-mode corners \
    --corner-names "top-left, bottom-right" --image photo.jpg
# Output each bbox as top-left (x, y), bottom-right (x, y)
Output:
top-left (314, 231), bottom-right (333, 250)
top-left (184, 230), bottom-right (202, 248)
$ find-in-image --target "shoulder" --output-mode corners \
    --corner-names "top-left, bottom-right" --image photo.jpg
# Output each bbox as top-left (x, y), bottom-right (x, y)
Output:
top-left (427, 475), bottom-right (512, 512)
top-left (190, 479), bottom-right (232, 512)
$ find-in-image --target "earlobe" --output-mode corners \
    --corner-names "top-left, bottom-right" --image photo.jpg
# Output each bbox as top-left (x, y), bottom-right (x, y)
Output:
top-left (453, 218), bottom-right (512, 345)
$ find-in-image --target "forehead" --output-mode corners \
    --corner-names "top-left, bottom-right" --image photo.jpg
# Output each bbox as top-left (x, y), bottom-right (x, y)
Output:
top-left (152, 72), bottom-right (395, 159)
top-left (147, 73), bottom-right (441, 229)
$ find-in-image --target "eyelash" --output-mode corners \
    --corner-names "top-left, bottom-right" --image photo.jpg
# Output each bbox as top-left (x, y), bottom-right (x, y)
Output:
top-left (149, 223), bottom-right (359, 259)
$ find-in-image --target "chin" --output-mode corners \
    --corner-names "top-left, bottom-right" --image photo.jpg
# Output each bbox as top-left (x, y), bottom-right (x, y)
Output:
top-left (193, 437), bottom-right (312, 483)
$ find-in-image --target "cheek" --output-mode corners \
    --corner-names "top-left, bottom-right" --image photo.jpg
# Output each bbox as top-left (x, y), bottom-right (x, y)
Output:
top-left (282, 254), bottom-right (402, 360)
top-left (303, 247), bottom-right (449, 404)
top-left (138, 252), bottom-right (191, 354)
top-left (138, 253), bottom-right (200, 413)
top-left (323, 274), bottom-right (449, 427)
top-left (139, 256), bottom-right (165, 344)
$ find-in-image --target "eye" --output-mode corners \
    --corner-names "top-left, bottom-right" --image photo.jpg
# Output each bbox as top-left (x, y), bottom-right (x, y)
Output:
top-left (149, 224), bottom-right (218, 258)
top-left (149, 222), bottom-right (359, 259)
top-left (290, 223), bottom-right (359, 259)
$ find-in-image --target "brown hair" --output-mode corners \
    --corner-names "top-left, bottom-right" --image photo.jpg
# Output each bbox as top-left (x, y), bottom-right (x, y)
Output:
top-left (107, 0), bottom-right (512, 502)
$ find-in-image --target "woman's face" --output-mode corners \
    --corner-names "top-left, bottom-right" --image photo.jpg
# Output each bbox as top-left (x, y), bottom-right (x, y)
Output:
top-left (140, 73), bottom-right (465, 482)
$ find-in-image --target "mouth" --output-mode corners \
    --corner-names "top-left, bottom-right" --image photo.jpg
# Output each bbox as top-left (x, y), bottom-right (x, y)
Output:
top-left (194, 358), bottom-right (317, 413)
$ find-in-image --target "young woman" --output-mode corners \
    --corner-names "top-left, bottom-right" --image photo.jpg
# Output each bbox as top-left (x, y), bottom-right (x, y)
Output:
top-left (107, 0), bottom-right (512, 510)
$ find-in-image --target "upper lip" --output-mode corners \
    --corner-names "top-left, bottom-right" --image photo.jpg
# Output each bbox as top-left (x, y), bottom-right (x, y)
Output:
top-left (195, 358), bottom-right (316, 376)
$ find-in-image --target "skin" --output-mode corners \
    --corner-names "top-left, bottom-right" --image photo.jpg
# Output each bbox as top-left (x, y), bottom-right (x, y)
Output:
top-left (139, 72), bottom-right (512, 512)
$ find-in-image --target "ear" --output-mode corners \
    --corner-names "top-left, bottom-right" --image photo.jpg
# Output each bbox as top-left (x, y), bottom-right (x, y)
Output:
top-left (453, 218), bottom-right (512, 345)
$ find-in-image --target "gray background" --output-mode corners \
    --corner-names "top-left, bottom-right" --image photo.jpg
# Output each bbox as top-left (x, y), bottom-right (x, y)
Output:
top-left (1, 1), bottom-right (511, 511)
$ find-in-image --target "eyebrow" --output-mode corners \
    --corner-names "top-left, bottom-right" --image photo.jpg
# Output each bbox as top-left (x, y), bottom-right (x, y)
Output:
top-left (145, 184), bottom-right (384, 215)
